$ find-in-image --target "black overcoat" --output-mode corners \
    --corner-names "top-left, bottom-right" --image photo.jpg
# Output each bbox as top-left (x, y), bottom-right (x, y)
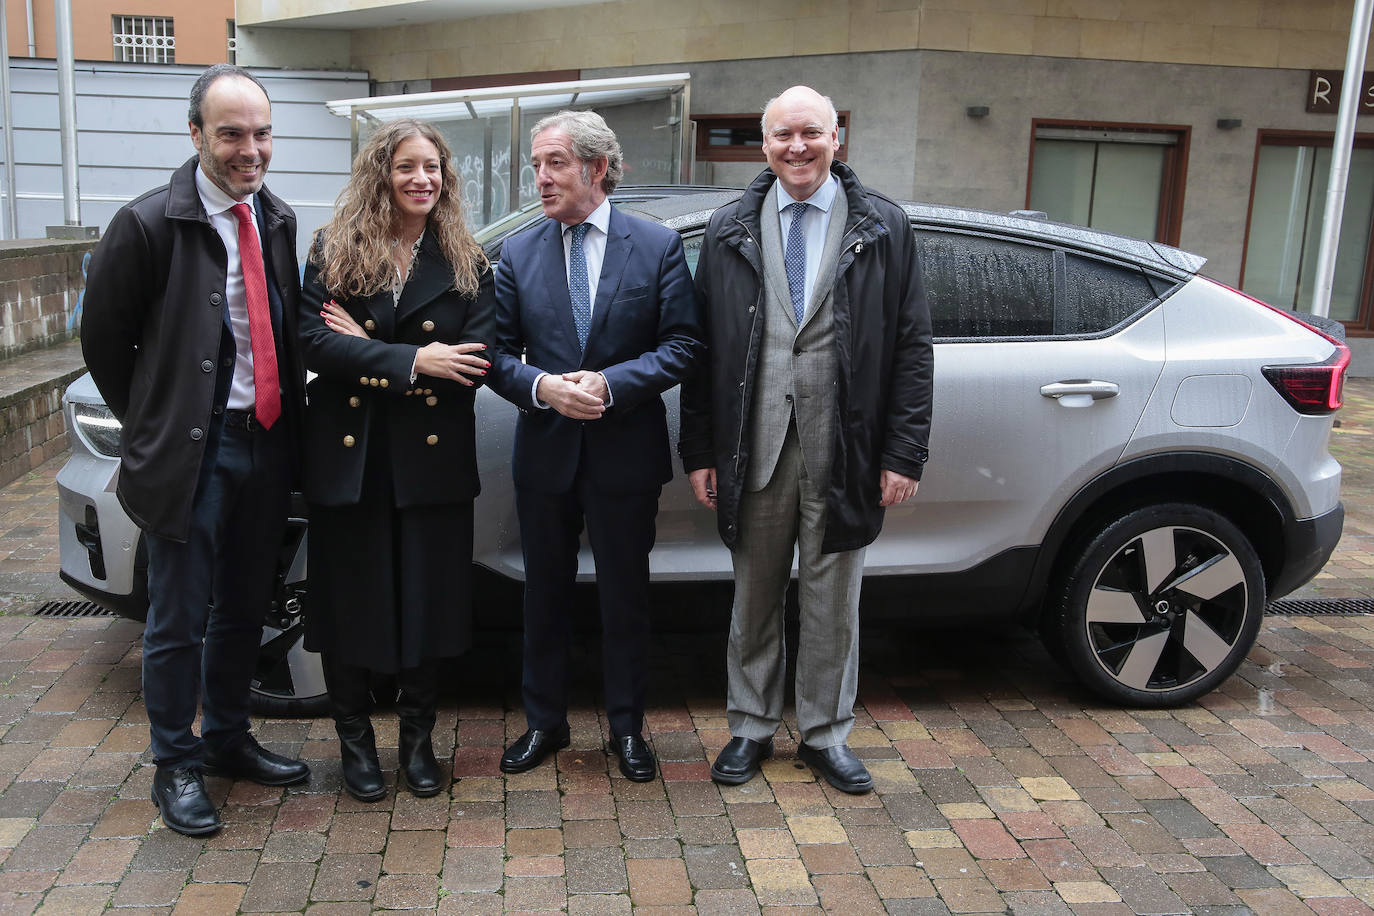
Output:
top-left (679, 162), bottom-right (934, 554)
top-left (81, 157), bottom-right (305, 541)
top-left (298, 233), bottom-right (496, 668)
top-left (298, 233), bottom-right (496, 508)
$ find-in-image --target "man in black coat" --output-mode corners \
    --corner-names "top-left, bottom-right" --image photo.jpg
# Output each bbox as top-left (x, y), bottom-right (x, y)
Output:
top-left (679, 85), bottom-right (933, 794)
top-left (82, 65), bottom-right (309, 836)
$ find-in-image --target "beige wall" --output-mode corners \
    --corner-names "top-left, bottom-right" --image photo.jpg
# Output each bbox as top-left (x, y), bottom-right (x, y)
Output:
top-left (240, 0), bottom-right (1374, 84)
top-left (9, 0), bottom-right (234, 65)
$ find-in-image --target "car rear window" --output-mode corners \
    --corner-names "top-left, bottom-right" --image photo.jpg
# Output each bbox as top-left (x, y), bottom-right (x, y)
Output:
top-left (1060, 254), bottom-right (1161, 335)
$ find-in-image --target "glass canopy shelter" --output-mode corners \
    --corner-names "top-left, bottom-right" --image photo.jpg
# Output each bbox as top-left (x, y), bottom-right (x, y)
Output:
top-left (326, 73), bottom-right (692, 231)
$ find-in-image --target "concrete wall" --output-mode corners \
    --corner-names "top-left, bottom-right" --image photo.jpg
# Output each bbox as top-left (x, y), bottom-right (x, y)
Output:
top-left (0, 240), bottom-right (94, 361)
top-left (910, 51), bottom-right (1331, 290)
top-left (589, 52), bottom-right (921, 200)
top-left (238, 0), bottom-right (1371, 85)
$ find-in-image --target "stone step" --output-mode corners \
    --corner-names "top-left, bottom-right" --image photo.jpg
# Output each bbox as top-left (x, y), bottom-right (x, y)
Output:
top-left (0, 338), bottom-right (86, 489)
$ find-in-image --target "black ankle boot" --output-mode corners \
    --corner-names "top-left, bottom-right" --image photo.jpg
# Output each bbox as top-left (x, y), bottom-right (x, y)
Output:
top-left (396, 663), bottom-right (444, 797)
top-left (324, 655), bottom-right (386, 802)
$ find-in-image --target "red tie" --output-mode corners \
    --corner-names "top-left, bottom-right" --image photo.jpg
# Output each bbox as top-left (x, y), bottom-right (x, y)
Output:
top-left (231, 203), bottom-right (280, 429)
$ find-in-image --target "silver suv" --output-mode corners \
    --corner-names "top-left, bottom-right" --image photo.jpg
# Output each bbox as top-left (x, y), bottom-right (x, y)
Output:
top-left (57, 191), bottom-right (1348, 714)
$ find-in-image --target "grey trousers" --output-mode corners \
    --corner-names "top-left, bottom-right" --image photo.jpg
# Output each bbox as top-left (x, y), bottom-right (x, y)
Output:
top-left (727, 427), bottom-right (865, 748)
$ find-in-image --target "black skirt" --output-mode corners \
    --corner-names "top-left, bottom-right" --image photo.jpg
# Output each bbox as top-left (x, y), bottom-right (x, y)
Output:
top-left (303, 416), bottom-right (474, 673)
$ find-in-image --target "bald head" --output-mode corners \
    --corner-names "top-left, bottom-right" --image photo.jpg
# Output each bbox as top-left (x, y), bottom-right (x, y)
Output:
top-left (761, 86), bottom-right (838, 137)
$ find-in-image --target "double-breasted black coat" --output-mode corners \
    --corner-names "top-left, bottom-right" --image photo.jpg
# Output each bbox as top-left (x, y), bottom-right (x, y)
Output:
top-left (298, 231), bottom-right (496, 670)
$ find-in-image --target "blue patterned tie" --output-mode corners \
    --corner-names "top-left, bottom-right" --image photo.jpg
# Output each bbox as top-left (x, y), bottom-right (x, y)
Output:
top-left (568, 222), bottom-right (592, 350)
top-left (784, 201), bottom-right (809, 326)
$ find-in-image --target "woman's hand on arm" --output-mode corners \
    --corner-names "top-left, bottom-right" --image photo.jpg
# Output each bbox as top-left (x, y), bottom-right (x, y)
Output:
top-left (414, 341), bottom-right (490, 386)
top-left (321, 300), bottom-right (369, 338)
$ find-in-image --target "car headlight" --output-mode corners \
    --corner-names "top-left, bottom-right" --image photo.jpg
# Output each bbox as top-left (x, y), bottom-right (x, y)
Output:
top-left (71, 402), bottom-right (122, 457)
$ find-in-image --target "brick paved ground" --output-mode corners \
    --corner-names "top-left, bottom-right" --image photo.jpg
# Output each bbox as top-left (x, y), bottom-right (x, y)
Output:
top-left (0, 381), bottom-right (1370, 914)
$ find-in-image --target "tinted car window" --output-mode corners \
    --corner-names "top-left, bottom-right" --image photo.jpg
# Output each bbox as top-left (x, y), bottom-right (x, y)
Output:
top-left (917, 232), bottom-right (1054, 338)
top-left (1060, 254), bottom-right (1160, 334)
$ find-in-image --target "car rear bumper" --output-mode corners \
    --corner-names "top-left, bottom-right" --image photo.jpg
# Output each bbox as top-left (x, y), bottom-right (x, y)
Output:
top-left (1271, 501), bottom-right (1345, 601)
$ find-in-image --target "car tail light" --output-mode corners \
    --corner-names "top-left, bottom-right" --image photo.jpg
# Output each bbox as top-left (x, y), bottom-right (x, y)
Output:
top-left (1206, 279), bottom-right (1350, 415)
top-left (1261, 348), bottom-right (1349, 414)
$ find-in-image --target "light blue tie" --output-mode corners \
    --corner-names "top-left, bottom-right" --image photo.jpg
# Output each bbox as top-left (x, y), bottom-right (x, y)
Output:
top-left (784, 201), bottom-right (809, 326)
top-left (568, 222), bottom-right (591, 350)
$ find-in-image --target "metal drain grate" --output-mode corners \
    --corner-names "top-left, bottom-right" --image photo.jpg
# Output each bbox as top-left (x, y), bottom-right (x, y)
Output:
top-left (29, 600), bottom-right (115, 618)
top-left (1268, 597), bottom-right (1374, 617)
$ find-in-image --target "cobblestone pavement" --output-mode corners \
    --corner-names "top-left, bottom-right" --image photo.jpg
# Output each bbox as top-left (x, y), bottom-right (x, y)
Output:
top-left (0, 382), bottom-right (1370, 914)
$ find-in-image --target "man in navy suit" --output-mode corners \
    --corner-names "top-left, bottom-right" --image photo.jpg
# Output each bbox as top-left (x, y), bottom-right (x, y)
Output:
top-left (487, 109), bottom-right (702, 781)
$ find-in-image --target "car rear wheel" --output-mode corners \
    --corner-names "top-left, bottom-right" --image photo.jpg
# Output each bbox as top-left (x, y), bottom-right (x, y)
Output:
top-left (1048, 503), bottom-right (1265, 707)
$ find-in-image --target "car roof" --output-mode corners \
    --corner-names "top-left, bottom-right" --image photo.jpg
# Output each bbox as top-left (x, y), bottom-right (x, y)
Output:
top-left (485, 186), bottom-right (1208, 280)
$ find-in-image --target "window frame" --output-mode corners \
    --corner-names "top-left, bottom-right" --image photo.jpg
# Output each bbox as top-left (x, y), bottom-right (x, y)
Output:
top-left (111, 14), bottom-right (175, 64)
top-left (1025, 118), bottom-right (1190, 247)
top-left (1240, 128), bottom-right (1374, 336)
top-left (694, 111), bottom-right (850, 163)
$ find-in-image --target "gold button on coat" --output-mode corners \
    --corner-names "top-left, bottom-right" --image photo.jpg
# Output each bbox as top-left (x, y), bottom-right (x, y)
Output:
top-left (422, 320), bottom-right (435, 332)
top-left (423, 388), bottom-right (433, 395)
top-left (426, 434), bottom-right (438, 446)
top-left (369, 378), bottom-right (379, 387)
top-left (426, 395), bottom-right (437, 406)
top-left (364, 319), bottom-right (376, 331)
top-left (343, 435), bottom-right (355, 447)
top-left (348, 396), bottom-right (360, 407)
top-left (379, 378), bottom-right (389, 388)
top-left (359, 376), bottom-right (368, 385)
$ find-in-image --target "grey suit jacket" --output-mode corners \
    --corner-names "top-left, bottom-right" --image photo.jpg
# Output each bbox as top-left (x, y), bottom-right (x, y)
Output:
top-left (745, 182), bottom-right (849, 491)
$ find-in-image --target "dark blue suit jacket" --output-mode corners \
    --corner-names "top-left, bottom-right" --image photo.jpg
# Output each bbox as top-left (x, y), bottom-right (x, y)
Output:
top-left (488, 205), bottom-right (702, 494)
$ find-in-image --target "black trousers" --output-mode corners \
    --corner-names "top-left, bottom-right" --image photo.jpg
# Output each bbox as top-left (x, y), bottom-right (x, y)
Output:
top-left (515, 475), bottom-right (660, 739)
top-left (142, 420), bottom-right (290, 767)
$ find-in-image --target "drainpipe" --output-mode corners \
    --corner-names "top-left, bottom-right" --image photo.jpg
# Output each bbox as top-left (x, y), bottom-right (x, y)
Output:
top-left (1311, 0), bottom-right (1374, 319)
top-left (24, 0), bottom-right (33, 56)
top-left (0, 0), bottom-right (17, 238)
top-left (51, 0), bottom-right (81, 232)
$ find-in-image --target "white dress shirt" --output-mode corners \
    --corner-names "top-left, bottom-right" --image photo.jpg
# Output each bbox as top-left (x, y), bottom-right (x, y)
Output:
top-left (195, 166), bottom-right (264, 411)
top-left (776, 173), bottom-right (840, 318)
top-left (533, 197), bottom-right (614, 407)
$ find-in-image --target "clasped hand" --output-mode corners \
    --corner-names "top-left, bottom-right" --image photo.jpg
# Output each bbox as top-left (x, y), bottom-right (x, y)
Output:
top-left (321, 299), bottom-right (489, 386)
top-left (538, 370), bottom-right (608, 420)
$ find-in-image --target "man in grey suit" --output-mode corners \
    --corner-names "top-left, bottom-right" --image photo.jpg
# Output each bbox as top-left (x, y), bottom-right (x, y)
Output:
top-left (679, 85), bottom-right (933, 793)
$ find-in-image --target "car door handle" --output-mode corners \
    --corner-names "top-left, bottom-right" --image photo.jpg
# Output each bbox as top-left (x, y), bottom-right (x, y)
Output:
top-left (1040, 380), bottom-right (1120, 400)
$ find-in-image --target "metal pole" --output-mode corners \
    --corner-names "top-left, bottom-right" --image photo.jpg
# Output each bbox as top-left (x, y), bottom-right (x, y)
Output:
top-left (23, 0), bottom-right (32, 56)
top-left (53, 0), bottom-right (78, 226)
top-left (1311, 0), bottom-right (1374, 318)
top-left (0, 0), bottom-right (17, 238)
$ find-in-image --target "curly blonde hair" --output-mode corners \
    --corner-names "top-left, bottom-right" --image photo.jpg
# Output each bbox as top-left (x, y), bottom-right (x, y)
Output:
top-left (312, 118), bottom-right (486, 299)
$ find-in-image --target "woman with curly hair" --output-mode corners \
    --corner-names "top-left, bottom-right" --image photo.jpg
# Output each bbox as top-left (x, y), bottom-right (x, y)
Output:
top-left (299, 118), bottom-right (494, 801)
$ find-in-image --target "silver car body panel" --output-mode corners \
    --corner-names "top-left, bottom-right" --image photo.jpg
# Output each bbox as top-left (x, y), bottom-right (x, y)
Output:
top-left (1123, 276), bottom-right (1340, 520)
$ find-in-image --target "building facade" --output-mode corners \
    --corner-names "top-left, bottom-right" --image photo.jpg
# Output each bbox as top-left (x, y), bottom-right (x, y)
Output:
top-left (235, 0), bottom-right (1374, 369)
top-left (9, 0), bottom-right (236, 65)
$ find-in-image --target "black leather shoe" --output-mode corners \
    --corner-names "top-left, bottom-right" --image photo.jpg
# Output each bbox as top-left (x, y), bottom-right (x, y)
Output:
top-left (797, 742), bottom-right (873, 794)
top-left (710, 737), bottom-right (774, 786)
top-left (204, 735), bottom-right (310, 787)
top-left (151, 766), bottom-right (221, 836)
top-left (500, 726), bottom-right (570, 774)
top-left (608, 734), bottom-right (656, 782)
